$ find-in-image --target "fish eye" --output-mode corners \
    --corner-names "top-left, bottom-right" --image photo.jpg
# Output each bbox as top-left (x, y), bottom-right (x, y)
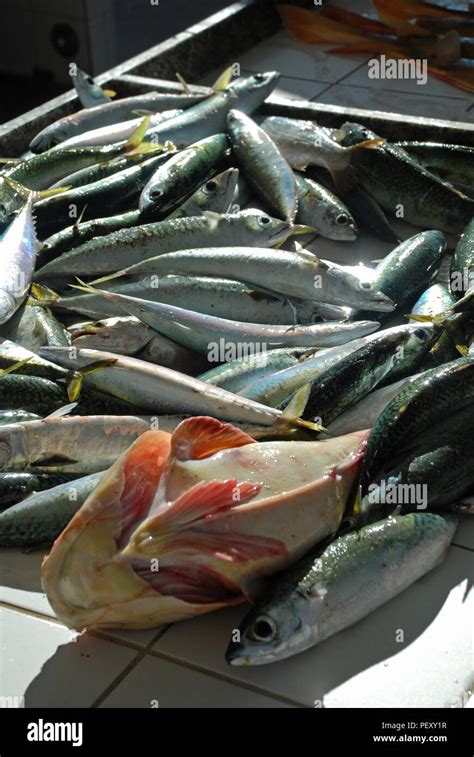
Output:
top-left (336, 213), bottom-right (349, 226)
top-left (204, 180), bottom-right (217, 193)
top-left (250, 615), bottom-right (277, 642)
top-left (86, 76), bottom-right (94, 85)
top-left (149, 188), bottom-right (163, 201)
top-left (253, 74), bottom-right (265, 82)
top-left (258, 215), bottom-right (271, 226)
top-left (414, 328), bottom-right (428, 340)
top-left (359, 280), bottom-right (373, 290)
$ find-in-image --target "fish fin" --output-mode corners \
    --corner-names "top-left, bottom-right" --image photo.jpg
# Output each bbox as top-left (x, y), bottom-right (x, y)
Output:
top-left (74, 204), bottom-right (88, 227)
top-left (167, 529), bottom-right (286, 564)
top-left (291, 224), bottom-right (316, 236)
top-left (43, 402), bottom-right (78, 420)
top-left (30, 282), bottom-right (60, 304)
top-left (152, 479), bottom-right (260, 533)
top-left (3, 177), bottom-right (71, 201)
top-left (117, 430), bottom-right (172, 538)
top-left (280, 386), bottom-right (325, 433)
top-left (171, 416), bottom-right (256, 461)
top-left (88, 268), bottom-right (128, 285)
top-left (131, 560), bottom-right (243, 604)
top-left (66, 358), bottom-right (117, 402)
top-left (176, 72), bottom-right (192, 94)
top-left (124, 115), bottom-right (151, 152)
top-left (103, 89), bottom-right (117, 97)
top-left (0, 357), bottom-right (33, 376)
top-left (212, 65), bottom-right (234, 91)
top-left (282, 383), bottom-right (312, 420)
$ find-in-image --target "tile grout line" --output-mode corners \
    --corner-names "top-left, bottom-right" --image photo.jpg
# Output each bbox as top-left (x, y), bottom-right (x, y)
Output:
top-left (315, 80), bottom-right (470, 103)
top-left (146, 647), bottom-right (306, 708)
top-left (451, 542), bottom-right (474, 554)
top-left (90, 625), bottom-right (171, 708)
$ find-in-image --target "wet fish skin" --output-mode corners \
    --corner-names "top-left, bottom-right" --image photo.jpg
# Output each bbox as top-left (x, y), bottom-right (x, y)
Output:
top-left (2, 144), bottom-right (134, 195)
top-left (451, 216), bottom-right (474, 300)
top-left (409, 284), bottom-right (458, 369)
top-left (33, 151), bottom-right (174, 239)
top-left (0, 471), bottom-right (103, 546)
top-left (227, 109), bottom-right (298, 224)
top-left (300, 326), bottom-right (434, 426)
top-left (396, 141), bottom-right (474, 186)
top-left (372, 230), bottom-right (447, 310)
top-left (0, 373), bottom-right (145, 417)
top-left (0, 415), bottom-right (151, 475)
top-left (295, 174), bottom-right (358, 241)
top-left (0, 410), bottom-right (42, 426)
top-left (35, 209), bottom-right (293, 279)
top-left (95, 246), bottom-right (394, 312)
top-left (143, 72), bottom-right (280, 148)
top-left (302, 165), bottom-right (400, 244)
top-left (0, 471), bottom-right (73, 509)
top-left (69, 289), bottom-right (380, 354)
top-left (198, 348), bottom-right (313, 394)
top-left (49, 152), bottom-right (148, 190)
top-left (0, 338), bottom-right (69, 380)
top-left (40, 168), bottom-right (239, 260)
top-left (345, 124), bottom-right (474, 233)
top-left (72, 68), bottom-right (111, 108)
top-left (139, 134), bottom-right (228, 219)
top-left (39, 347), bottom-right (303, 426)
top-left (359, 357), bottom-right (474, 505)
top-left (0, 198), bottom-right (40, 325)
top-left (373, 404), bottom-right (474, 515)
top-left (47, 276), bottom-right (321, 325)
top-left (226, 513), bottom-right (457, 665)
top-left (261, 116), bottom-right (352, 174)
top-left (242, 325), bottom-right (432, 409)
top-left (324, 374), bottom-right (422, 437)
top-left (29, 92), bottom-right (204, 151)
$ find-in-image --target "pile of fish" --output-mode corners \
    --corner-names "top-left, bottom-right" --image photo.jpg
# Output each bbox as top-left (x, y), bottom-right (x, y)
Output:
top-left (0, 66), bottom-right (472, 667)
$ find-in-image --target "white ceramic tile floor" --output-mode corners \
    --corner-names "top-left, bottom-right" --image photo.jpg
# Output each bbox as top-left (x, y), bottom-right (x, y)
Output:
top-left (154, 545), bottom-right (474, 708)
top-left (100, 655), bottom-right (293, 708)
top-left (1, 1), bottom-right (473, 710)
top-left (0, 606), bottom-right (138, 707)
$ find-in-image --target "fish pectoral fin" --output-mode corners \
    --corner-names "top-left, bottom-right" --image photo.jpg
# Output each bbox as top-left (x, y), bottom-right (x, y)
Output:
top-left (167, 528), bottom-right (287, 564)
top-left (145, 478), bottom-right (261, 536)
top-left (131, 559), bottom-right (242, 604)
top-left (171, 416), bottom-right (256, 461)
top-left (118, 430), bottom-right (172, 539)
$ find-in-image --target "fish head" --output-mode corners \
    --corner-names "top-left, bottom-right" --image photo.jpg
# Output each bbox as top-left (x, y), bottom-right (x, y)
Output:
top-left (403, 323), bottom-right (437, 361)
top-left (237, 208), bottom-right (293, 245)
top-left (320, 260), bottom-right (394, 312)
top-left (226, 586), bottom-right (317, 666)
top-left (320, 204), bottom-right (359, 241)
top-left (197, 168), bottom-right (239, 213)
top-left (29, 122), bottom-right (70, 153)
top-left (229, 71), bottom-right (280, 111)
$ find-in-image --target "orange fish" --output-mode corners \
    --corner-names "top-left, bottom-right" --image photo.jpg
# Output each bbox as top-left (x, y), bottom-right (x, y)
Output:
top-left (42, 417), bottom-right (367, 631)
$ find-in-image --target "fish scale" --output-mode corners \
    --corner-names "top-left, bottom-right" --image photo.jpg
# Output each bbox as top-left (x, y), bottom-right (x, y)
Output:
top-left (226, 513), bottom-right (457, 665)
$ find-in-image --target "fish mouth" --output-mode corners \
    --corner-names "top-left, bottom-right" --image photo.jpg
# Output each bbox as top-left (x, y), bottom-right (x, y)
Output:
top-left (225, 638), bottom-right (279, 666)
top-left (290, 224), bottom-right (316, 236)
top-left (364, 291), bottom-right (395, 312)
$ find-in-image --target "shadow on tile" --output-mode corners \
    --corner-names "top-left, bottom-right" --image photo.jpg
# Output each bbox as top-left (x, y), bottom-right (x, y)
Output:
top-left (154, 546), bottom-right (473, 706)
